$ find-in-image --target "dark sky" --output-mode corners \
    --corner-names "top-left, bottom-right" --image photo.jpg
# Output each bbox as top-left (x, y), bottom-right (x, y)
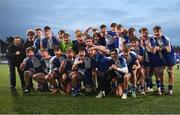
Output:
top-left (0, 0), bottom-right (180, 45)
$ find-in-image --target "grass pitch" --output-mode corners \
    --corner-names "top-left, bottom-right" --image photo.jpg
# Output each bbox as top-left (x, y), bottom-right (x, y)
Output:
top-left (0, 64), bottom-right (180, 114)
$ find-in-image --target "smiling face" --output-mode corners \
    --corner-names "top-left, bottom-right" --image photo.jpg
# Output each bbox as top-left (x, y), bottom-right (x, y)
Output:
top-left (110, 51), bottom-right (118, 61)
top-left (54, 49), bottom-right (62, 57)
top-left (153, 29), bottom-right (162, 39)
top-left (40, 50), bottom-right (49, 59)
top-left (123, 50), bottom-right (130, 59)
top-left (14, 37), bottom-right (21, 46)
top-left (141, 31), bottom-right (148, 39)
top-left (64, 36), bottom-right (69, 43)
top-left (111, 26), bottom-right (116, 32)
top-left (66, 50), bottom-right (73, 59)
top-left (44, 29), bottom-right (52, 39)
top-left (27, 34), bottom-right (35, 41)
top-left (78, 50), bottom-right (86, 59)
top-left (122, 46), bottom-right (130, 59)
top-left (128, 31), bottom-right (136, 38)
top-left (26, 50), bottom-right (34, 58)
top-left (86, 38), bottom-right (93, 47)
top-left (93, 33), bottom-right (101, 40)
top-left (35, 30), bottom-right (43, 38)
top-left (87, 47), bottom-right (96, 57)
top-left (101, 27), bottom-right (106, 33)
top-left (117, 27), bottom-right (124, 33)
top-left (76, 36), bottom-right (84, 44)
top-left (59, 33), bottom-right (64, 39)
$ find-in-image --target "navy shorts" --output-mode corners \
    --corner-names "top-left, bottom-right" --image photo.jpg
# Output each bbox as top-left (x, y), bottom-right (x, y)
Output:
top-left (110, 70), bottom-right (124, 84)
top-left (163, 54), bottom-right (176, 66)
top-left (116, 72), bottom-right (124, 84)
top-left (53, 70), bottom-right (62, 79)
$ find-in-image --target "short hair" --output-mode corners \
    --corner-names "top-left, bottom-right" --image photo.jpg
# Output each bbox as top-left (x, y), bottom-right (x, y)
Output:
top-left (40, 48), bottom-right (48, 52)
top-left (76, 33), bottom-right (84, 38)
top-left (117, 24), bottom-right (123, 29)
top-left (58, 30), bottom-right (65, 34)
top-left (27, 29), bottom-right (35, 36)
top-left (92, 28), bottom-right (98, 32)
top-left (123, 45), bottom-right (130, 52)
top-left (85, 36), bottom-right (93, 41)
top-left (64, 33), bottom-right (70, 38)
top-left (78, 47), bottom-right (86, 52)
top-left (54, 46), bottom-right (60, 52)
top-left (93, 32), bottom-right (101, 38)
top-left (100, 24), bottom-right (106, 29)
top-left (131, 36), bottom-right (139, 42)
top-left (128, 27), bottom-right (136, 32)
top-left (87, 46), bottom-right (94, 50)
top-left (14, 35), bottom-right (21, 40)
top-left (35, 27), bottom-right (42, 32)
top-left (75, 30), bottom-right (82, 37)
top-left (153, 26), bottom-right (161, 31)
top-left (66, 48), bottom-right (73, 53)
top-left (111, 23), bottom-right (117, 27)
top-left (84, 33), bottom-right (92, 39)
top-left (25, 47), bottom-right (35, 53)
top-left (110, 48), bottom-right (118, 54)
top-left (75, 30), bottom-right (82, 34)
top-left (139, 27), bottom-right (148, 33)
top-left (44, 26), bottom-right (51, 31)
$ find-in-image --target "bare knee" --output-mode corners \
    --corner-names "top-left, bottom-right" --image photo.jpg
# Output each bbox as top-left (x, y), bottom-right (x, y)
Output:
top-left (124, 74), bottom-right (130, 81)
top-left (24, 71), bottom-right (31, 78)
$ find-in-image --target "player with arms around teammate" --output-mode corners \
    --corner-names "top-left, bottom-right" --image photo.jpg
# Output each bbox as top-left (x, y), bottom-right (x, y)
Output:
top-left (71, 47), bottom-right (94, 97)
top-left (45, 47), bottom-right (66, 94)
top-left (20, 47), bottom-right (46, 93)
top-left (121, 46), bottom-right (141, 98)
top-left (109, 49), bottom-right (129, 98)
top-left (153, 26), bottom-right (176, 95)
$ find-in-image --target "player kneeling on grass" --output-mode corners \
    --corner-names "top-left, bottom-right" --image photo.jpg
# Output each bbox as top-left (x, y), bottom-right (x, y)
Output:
top-left (38, 49), bottom-right (51, 91)
top-left (71, 47), bottom-right (93, 97)
top-left (86, 45), bottom-right (110, 98)
top-left (108, 49), bottom-right (129, 98)
top-left (121, 46), bottom-right (140, 98)
top-left (45, 47), bottom-right (66, 94)
top-left (61, 49), bottom-right (74, 93)
top-left (20, 47), bottom-right (47, 93)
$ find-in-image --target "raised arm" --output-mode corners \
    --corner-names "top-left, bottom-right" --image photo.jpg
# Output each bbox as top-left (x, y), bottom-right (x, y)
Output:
top-left (93, 45), bottom-right (109, 55)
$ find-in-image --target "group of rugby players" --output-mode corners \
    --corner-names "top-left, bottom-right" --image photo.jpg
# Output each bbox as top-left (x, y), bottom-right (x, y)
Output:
top-left (7, 23), bottom-right (176, 99)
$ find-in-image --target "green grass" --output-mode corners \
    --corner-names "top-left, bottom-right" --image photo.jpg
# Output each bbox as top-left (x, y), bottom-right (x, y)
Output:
top-left (0, 64), bottom-right (180, 114)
